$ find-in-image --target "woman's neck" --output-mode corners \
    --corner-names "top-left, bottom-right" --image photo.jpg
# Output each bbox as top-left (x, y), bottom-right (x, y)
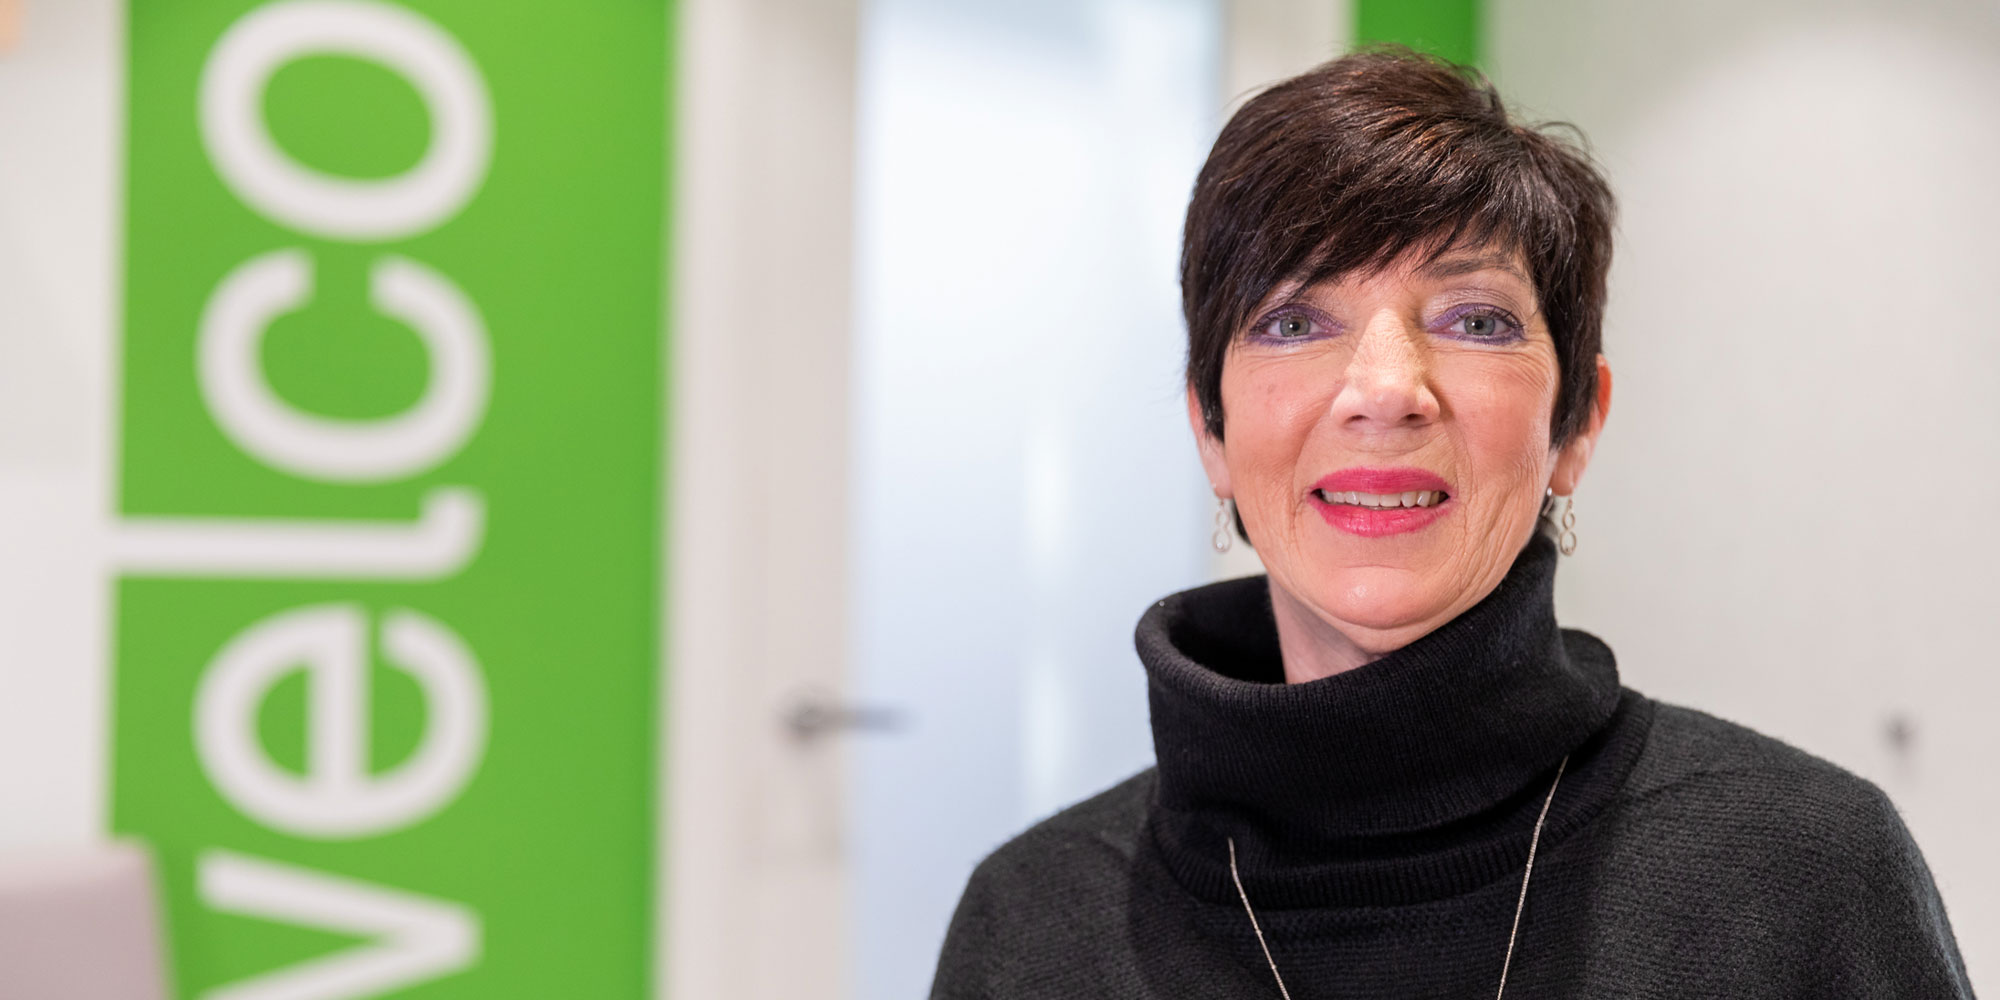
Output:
top-left (1267, 587), bottom-right (1378, 681)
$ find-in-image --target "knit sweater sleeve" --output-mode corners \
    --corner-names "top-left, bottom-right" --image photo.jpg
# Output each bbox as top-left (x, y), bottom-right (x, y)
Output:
top-left (929, 852), bottom-right (1003, 1000)
top-left (1810, 782), bottom-right (1973, 998)
top-left (928, 772), bottom-right (1159, 1000)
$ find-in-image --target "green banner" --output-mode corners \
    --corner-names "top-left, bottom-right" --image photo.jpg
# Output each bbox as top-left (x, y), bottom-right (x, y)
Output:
top-left (111, 2), bottom-right (667, 997)
top-left (1356, 0), bottom-right (1481, 68)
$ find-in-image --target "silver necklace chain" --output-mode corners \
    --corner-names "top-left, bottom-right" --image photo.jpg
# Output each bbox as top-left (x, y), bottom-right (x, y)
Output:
top-left (1227, 755), bottom-right (1570, 1000)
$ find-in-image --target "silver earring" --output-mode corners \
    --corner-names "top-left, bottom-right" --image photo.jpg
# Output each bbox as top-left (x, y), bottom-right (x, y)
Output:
top-left (1212, 496), bottom-right (1234, 553)
top-left (1557, 494), bottom-right (1578, 556)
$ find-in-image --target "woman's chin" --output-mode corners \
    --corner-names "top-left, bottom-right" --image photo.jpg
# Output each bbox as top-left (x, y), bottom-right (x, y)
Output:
top-left (1305, 570), bottom-right (1448, 635)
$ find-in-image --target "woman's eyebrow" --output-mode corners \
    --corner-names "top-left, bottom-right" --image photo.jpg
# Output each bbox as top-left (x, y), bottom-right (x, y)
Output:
top-left (1420, 254), bottom-right (1531, 284)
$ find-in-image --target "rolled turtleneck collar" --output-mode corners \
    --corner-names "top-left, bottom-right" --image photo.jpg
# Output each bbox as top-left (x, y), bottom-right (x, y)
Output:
top-left (1137, 530), bottom-right (1638, 907)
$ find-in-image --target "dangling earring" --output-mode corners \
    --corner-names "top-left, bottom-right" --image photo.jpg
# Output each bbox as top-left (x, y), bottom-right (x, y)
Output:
top-left (1212, 496), bottom-right (1234, 553)
top-left (1556, 494), bottom-right (1578, 556)
top-left (1543, 487), bottom-right (1578, 555)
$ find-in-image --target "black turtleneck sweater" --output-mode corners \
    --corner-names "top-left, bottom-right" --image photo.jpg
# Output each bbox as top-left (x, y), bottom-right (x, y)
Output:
top-left (929, 533), bottom-right (1973, 998)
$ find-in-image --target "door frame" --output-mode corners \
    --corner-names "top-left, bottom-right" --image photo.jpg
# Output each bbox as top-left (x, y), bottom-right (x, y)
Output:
top-left (662, 0), bottom-right (863, 997)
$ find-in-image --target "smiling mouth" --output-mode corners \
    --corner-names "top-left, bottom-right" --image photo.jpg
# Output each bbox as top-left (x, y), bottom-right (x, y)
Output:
top-left (1313, 489), bottom-right (1449, 509)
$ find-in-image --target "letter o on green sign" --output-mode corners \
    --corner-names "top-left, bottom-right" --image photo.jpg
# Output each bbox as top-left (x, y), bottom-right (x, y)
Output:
top-left (198, 0), bottom-right (494, 241)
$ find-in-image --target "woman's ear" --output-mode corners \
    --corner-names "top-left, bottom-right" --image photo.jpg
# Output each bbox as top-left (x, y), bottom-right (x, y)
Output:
top-left (1550, 353), bottom-right (1612, 495)
top-left (1187, 386), bottom-right (1233, 499)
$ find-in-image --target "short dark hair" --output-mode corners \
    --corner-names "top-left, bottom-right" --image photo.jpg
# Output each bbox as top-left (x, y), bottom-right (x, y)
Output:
top-left (1181, 47), bottom-right (1615, 451)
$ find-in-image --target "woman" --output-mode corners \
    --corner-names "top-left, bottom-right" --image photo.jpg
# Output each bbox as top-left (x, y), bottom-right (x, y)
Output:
top-left (929, 49), bottom-right (1971, 998)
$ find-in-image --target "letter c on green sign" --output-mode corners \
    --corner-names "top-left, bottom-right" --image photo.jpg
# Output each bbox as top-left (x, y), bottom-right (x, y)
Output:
top-left (197, 249), bottom-right (491, 483)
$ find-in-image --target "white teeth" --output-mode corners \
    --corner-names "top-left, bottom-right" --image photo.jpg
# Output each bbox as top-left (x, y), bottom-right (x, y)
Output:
top-left (1319, 489), bottom-right (1446, 509)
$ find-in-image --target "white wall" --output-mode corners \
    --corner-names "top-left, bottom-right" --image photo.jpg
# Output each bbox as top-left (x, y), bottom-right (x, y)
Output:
top-left (1492, 1), bottom-right (2000, 986)
top-left (0, 0), bottom-right (119, 852)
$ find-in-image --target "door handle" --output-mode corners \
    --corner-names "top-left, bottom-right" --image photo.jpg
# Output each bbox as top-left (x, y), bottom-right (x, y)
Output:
top-left (782, 689), bottom-right (907, 742)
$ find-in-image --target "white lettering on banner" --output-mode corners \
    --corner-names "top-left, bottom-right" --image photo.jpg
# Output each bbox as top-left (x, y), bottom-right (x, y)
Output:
top-left (198, 249), bottom-right (491, 483)
top-left (195, 604), bottom-right (489, 839)
top-left (198, 0), bottom-right (493, 241)
top-left (199, 851), bottom-right (479, 1000)
top-left (114, 486), bottom-right (484, 580)
top-left (120, 2), bottom-right (501, 990)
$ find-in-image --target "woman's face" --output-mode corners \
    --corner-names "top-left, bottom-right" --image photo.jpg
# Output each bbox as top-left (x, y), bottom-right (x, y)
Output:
top-left (1190, 243), bottom-right (1611, 680)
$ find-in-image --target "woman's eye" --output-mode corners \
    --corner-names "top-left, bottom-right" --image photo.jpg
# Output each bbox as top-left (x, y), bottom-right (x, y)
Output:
top-left (1446, 308), bottom-right (1520, 340)
top-left (1264, 314), bottom-right (1317, 339)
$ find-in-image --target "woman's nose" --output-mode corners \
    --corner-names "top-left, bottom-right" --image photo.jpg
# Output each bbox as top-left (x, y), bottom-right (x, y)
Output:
top-left (1329, 315), bottom-right (1440, 431)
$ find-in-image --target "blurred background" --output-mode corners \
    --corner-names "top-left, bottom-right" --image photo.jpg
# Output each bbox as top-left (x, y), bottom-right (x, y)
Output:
top-left (0, 0), bottom-right (1993, 998)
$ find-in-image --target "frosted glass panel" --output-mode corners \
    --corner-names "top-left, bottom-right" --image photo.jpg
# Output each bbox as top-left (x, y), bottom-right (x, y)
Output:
top-left (847, 0), bottom-right (1221, 995)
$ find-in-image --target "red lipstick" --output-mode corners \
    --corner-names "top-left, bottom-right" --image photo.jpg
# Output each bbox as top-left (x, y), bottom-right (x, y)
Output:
top-left (1308, 466), bottom-right (1453, 538)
